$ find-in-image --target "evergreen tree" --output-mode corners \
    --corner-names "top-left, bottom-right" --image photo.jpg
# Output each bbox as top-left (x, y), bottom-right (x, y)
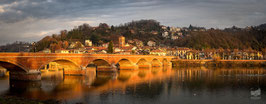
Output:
top-left (107, 41), bottom-right (114, 54)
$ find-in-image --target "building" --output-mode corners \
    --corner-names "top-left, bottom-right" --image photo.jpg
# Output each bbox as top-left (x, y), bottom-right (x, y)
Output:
top-left (119, 36), bottom-right (125, 48)
top-left (177, 32), bottom-right (183, 36)
top-left (170, 27), bottom-right (181, 32)
top-left (176, 47), bottom-right (190, 59)
top-left (150, 49), bottom-right (166, 56)
top-left (125, 43), bottom-right (130, 47)
top-left (162, 32), bottom-right (169, 38)
top-left (42, 48), bottom-right (51, 53)
top-left (85, 40), bottom-right (92, 47)
top-left (171, 35), bottom-right (178, 40)
top-left (186, 51), bottom-right (194, 59)
top-left (68, 41), bottom-right (84, 49)
top-left (102, 43), bottom-right (109, 48)
top-left (55, 49), bottom-right (69, 53)
top-left (147, 41), bottom-right (156, 47)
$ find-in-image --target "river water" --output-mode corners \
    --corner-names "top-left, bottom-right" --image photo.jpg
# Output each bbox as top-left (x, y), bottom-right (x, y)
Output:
top-left (0, 67), bottom-right (266, 104)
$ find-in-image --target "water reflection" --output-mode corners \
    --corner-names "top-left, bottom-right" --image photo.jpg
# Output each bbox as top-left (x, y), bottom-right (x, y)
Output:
top-left (0, 66), bottom-right (7, 77)
top-left (0, 67), bottom-right (266, 104)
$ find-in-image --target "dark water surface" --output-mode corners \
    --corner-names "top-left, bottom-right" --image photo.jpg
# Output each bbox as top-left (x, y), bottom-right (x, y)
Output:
top-left (0, 67), bottom-right (266, 104)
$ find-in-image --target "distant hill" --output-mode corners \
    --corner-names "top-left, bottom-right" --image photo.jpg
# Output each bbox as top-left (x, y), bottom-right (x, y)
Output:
top-left (256, 23), bottom-right (266, 31)
top-left (0, 41), bottom-right (32, 52)
top-left (21, 19), bottom-right (266, 52)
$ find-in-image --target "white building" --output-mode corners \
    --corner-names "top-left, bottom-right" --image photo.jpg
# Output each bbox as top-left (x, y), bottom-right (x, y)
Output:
top-left (147, 41), bottom-right (156, 47)
top-left (170, 27), bottom-right (181, 32)
top-left (162, 32), bottom-right (169, 38)
top-left (85, 40), bottom-right (92, 46)
top-left (55, 49), bottom-right (69, 53)
top-left (171, 35), bottom-right (179, 40)
top-left (42, 48), bottom-right (51, 53)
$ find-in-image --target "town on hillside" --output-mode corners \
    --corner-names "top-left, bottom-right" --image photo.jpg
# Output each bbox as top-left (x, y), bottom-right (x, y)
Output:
top-left (36, 35), bottom-right (263, 60)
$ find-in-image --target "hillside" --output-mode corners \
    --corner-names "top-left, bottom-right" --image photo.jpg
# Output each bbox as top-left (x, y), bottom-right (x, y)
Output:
top-left (29, 20), bottom-right (266, 52)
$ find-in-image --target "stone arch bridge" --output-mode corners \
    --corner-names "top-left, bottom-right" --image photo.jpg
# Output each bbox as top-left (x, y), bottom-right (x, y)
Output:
top-left (0, 53), bottom-right (173, 81)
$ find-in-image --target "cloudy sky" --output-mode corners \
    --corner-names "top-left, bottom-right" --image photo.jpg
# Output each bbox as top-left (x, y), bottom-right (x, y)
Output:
top-left (0, 0), bottom-right (265, 45)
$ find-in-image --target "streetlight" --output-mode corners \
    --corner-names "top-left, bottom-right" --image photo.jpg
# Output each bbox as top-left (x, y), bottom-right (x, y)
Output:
top-left (32, 42), bottom-right (36, 53)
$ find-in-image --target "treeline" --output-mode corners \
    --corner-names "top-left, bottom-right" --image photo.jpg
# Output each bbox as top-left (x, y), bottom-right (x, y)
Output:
top-left (173, 28), bottom-right (266, 51)
top-left (34, 19), bottom-right (163, 52)
top-left (0, 41), bottom-right (32, 52)
top-left (33, 19), bottom-right (266, 52)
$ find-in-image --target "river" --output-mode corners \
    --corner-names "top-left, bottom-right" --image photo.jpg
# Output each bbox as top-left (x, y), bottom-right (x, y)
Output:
top-left (0, 67), bottom-right (266, 104)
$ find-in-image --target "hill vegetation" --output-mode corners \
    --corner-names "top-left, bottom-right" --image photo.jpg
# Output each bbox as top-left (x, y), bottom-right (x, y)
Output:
top-left (3, 19), bottom-right (265, 52)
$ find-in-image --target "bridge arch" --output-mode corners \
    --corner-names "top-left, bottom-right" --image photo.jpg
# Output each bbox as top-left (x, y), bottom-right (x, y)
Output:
top-left (39, 59), bottom-right (80, 71)
top-left (0, 60), bottom-right (28, 72)
top-left (137, 58), bottom-right (151, 68)
top-left (116, 58), bottom-right (134, 69)
top-left (151, 58), bottom-right (162, 67)
top-left (87, 59), bottom-right (111, 71)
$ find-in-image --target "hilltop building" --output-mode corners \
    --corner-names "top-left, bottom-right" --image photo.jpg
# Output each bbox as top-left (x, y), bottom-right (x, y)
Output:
top-left (119, 36), bottom-right (125, 48)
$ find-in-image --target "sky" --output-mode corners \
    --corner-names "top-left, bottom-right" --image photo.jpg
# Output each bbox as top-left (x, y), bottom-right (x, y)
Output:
top-left (0, 0), bottom-right (265, 45)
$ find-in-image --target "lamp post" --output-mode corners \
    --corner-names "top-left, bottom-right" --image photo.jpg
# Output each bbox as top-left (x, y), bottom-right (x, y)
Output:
top-left (32, 42), bottom-right (36, 53)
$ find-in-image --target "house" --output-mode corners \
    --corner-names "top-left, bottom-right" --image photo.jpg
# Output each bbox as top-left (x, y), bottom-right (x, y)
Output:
top-left (257, 52), bottom-right (263, 60)
top-left (162, 32), bottom-right (169, 38)
top-left (116, 50), bottom-right (132, 55)
top-left (170, 27), bottom-right (181, 32)
top-left (242, 52), bottom-right (249, 60)
top-left (185, 50), bottom-right (200, 60)
top-left (177, 32), bottom-right (183, 36)
top-left (102, 43), bottom-right (109, 48)
top-left (147, 41), bottom-right (156, 47)
top-left (151, 31), bottom-right (158, 35)
top-left (171, 35), bottom-right (178, 40)
top-left (85, 50), bottom-right (95, 54)
top-left (161, 26), bottom-right (167, 30)
top-left (68, 41), bottom-right (84, 49)
top-left (55, 49), bottom-right (69, 53)
top-left (73, 49), bottom-right (84, 54)
top-left (114, 47), bottom-right (122, 53)
top-left (186, 51), bottom-right (194, 59)
top-left (85, 40), bottom-right (92, 46)
top-left (176, 47), bottom-right (190, 59)
top-left (96, 50), bottom-right (107, 54)
top-left (133, 39), bottom-right (144, 47)
top-left (125, 43), bottom-right (131, 47)
top-left (150, 49), bottom-right (166, 56)
top-left (42, 48), bottom-right (51, 53)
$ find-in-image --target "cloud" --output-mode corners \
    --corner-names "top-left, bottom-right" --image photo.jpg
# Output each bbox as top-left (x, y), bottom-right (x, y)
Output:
top-left (0, 0), bottom-right (265, 45)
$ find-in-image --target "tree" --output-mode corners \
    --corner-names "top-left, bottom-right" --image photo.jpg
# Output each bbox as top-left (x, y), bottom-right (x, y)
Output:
top-left (90, 33), bottom-right (100, 45)
top-left (62, 41), bottom-right (69, 49)
top-left (111, 25), bottom-right (115, 31)
top-left (107, 41), bottom-right (114, 54)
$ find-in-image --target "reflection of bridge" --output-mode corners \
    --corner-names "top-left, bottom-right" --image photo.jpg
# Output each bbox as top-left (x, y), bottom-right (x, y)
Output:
top-left (7, 67), bottom-right (173, 100)
top-left (0, 53), bottom-right (173, 81)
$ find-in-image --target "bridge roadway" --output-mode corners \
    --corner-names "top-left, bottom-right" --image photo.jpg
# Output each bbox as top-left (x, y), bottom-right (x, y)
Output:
top-left (0, 53), bottom-right (174, 81)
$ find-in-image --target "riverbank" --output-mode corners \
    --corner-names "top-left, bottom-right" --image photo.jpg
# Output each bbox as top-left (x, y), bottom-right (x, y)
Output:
top-left (0, 95), bottom-right (60, 104)
top-left (172, 60), bottom-right (266, 68)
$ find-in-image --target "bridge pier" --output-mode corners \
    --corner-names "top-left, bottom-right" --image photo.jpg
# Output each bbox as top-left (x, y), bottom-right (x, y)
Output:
top-left (63, 66), bottom-right (86, 75)
top-left (164, 62), bottom-right (172, 67)
top-left (9, 70), bottom-right (41, 81)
